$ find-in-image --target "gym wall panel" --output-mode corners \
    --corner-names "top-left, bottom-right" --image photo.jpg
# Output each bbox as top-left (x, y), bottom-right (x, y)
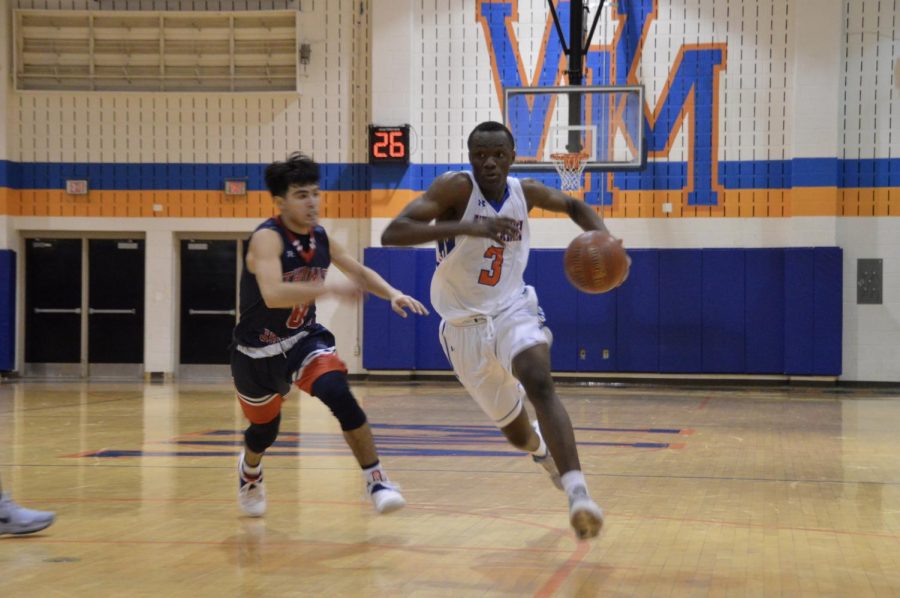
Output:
top-left (383, 250), bottom-right (418, 370)
top-left (813, 247), bottom-right (843, 376)
top-left (616, 250), bottom-right (660, 372)
top-left (531, 250), bottom-right (578, 372)
top-left (658, 250), bottom-right (703, 373)
top-left (363, 248), bottom-right (448, 371)
top-left (744, 249), bottom-right (785, 374)
top-left (702, 249), bottom-right (745, 373)
top-left (576, 287), bottom-right (618, 373)
top-left (362, 250), bottom-right (392, 370)
top-left (784, 248), bottom-right (816, 375)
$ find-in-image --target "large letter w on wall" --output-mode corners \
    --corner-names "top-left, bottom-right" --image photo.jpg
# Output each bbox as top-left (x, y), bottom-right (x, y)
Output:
top-left (477, 0), bottom-right (727, 205)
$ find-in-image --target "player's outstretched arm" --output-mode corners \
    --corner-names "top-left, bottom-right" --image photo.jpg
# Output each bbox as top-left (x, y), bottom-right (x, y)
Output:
top-left (330, 238), bottom-right (429, 318)
top-left (522, 178), bottom-right (609, 234)
top-left (248, 229), bottom-right (359, 308)
top-left (381, 172), bottom-right (519, 246)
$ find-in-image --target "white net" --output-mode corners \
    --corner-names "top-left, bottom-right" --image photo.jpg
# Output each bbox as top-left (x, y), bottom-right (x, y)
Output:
top-left (550, 152), bottom-right (590, 191)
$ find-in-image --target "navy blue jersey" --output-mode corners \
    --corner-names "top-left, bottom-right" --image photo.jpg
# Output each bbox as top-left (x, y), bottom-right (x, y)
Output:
top-left (234, 217), bottom-right (331, 348)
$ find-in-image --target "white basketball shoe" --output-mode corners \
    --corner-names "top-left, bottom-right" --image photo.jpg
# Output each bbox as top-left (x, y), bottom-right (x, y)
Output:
top-left (366, 475), bottom-right (406, 514)
top-left (237, 452), bottom-right (267, 517)
top-left (0, 493), bottom-right (56, 536)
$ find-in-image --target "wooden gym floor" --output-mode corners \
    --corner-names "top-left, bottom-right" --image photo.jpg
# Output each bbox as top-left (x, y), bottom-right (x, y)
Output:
top-left (1, 379), bottom-right (898, 597)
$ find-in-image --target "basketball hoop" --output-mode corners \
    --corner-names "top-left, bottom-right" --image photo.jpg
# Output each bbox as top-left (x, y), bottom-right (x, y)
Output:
top-left (550, 152), bottom-right (590, 192)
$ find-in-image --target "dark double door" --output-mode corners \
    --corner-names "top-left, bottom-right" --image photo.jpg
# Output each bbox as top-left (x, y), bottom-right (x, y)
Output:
top-left (179, 240), bottom-right (241, 373)
top-left (25, 238), bottom-right (144, 377)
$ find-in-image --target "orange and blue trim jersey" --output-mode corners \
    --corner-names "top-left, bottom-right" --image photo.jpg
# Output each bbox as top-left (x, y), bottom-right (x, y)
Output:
top-left (233, 218), bottom-right (331, 349)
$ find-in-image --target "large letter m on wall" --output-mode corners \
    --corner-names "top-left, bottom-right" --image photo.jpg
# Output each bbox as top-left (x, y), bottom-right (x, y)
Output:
top-left (477, 0), bottom-right (727, 205)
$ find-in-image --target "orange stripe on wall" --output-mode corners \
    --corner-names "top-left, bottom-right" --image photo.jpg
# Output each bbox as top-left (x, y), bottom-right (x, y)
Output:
top-left (0, 187), bottom-right (898, 219)
top-left (370, 189), bottom-right (419, 218)
top-left (790, 188), bottom-right (840, 216)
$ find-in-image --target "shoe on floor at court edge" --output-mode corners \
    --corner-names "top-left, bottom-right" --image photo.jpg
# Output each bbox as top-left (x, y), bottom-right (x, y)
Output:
top-left (237, 453), bottom-right (267, 517)
top-left (531, 420), bottom-right (564, 490)
top-left (0, 493), bottom-right (56, 536)
top-left (568, 488), bottom-right (604, 540)
top-left (366, 479), bottom-right (407, 514)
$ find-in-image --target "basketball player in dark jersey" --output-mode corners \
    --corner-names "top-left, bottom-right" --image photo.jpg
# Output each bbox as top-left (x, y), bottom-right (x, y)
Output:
top-left (232, 152), bottom-right (428, 516)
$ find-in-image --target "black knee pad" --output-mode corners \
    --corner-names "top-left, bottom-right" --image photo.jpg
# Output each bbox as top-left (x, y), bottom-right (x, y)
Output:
top-left (244, 414), bottom-right (281, 453)
top-left (311, 371), bottom-right (367, 431)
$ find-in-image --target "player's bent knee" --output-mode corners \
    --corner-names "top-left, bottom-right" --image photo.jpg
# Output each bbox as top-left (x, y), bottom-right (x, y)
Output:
top-left (516, 368), bottom-right (555, 400)
top-left (245, 414), bottom-right (281, 453)
top-left (311, 371), bottom-right (367, 431)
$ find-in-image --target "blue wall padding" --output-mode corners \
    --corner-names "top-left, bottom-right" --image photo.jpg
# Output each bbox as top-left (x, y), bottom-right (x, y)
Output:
top-left (702, 249), bottom-right (746, 372)
top-left (659, 250), bottom-right (703, 372)
top-left (362, 250), bottom-right (392, 369)
top-left (576, 285), bottom-right (618, 372)
top-left (784, 249), bottom-right (817, 374)
top-left (745, 249), bottom-right (785, 373)
top-left (361, 249), bottom-right (417, 369)
top-left (616, 250), bottom-right (660, 372)
top-left (813, 248), bottom-right (843, 375)
top-left (0, 250), bottom-right (15, 371)
top-left (363, 247), bottom-right (842, 375)
top-left (531, 250), bottom-right (578, 371)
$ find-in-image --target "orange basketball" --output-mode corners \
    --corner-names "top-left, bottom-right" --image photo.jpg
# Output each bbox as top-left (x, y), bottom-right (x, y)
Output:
top-left (564, 231), bottom-right (630, 294)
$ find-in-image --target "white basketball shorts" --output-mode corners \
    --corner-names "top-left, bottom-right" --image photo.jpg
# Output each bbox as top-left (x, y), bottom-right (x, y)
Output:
top-left (438, 286), bottom-right (553, 428)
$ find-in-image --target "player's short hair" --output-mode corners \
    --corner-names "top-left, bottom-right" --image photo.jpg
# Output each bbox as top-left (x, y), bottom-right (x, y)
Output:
top-left (264, 152), bottom-right (320, 198)
top-left (467, 121), bottom-right (515, 151)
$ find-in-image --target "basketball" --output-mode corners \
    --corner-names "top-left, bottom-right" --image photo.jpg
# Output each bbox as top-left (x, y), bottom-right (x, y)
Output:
top-left (564, 231), bottom-right (630, 294)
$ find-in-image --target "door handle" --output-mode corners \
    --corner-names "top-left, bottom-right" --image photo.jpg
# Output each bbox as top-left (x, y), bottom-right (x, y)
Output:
top-left (34, 308), bottom-right (82, 314)
top-left (88, 308), bottom-right (137, 315)
top-left (188, 309), bottom-right (236, 316)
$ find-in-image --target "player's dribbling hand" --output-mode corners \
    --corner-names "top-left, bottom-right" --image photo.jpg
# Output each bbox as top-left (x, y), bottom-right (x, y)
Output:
top-left (470, 216), bottom-right (519, 245)
top-left (390, 294), bottom-right (430, 318)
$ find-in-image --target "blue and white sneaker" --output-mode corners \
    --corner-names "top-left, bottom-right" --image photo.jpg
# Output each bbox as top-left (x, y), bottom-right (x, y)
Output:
top-left (366, 475), bottom-right (406, 514)
top-left (238, 452), bottom-right (266, 517)
top-left (0, 493), bottom-right (55, 536)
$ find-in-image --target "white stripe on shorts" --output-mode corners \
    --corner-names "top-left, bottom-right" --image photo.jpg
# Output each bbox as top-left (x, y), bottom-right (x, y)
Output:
top-left (237, 391), bottom-right (278, 406)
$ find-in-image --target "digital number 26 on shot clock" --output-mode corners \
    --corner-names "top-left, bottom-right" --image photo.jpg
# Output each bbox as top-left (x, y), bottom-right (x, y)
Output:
top-left (368, 125), bottom-right (410, 164)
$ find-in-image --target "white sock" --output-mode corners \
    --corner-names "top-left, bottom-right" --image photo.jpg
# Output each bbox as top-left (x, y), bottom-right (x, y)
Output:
top-left (362, 461), bottom-right (387, 485)
top-left (561, 470), bottom-right (589, 498)
top-left (530, 436), bottom-right (548, 458)
top-left (530, 421), bottom-right (549, 458)
top-left (241, 460), bottom-right (262, 480)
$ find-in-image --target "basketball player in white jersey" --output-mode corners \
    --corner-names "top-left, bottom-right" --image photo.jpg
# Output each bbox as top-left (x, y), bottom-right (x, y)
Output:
top-left (382, 121), bottom-right (625, 540)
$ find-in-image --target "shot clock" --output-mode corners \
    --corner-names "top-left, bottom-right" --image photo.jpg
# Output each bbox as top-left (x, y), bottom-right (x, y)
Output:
top-left (368, 124), bottom-right (411, 164)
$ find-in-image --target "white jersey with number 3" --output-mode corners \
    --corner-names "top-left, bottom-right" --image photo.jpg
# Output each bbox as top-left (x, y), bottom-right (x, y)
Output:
top-left (431, 172), bottom-right (530, 321)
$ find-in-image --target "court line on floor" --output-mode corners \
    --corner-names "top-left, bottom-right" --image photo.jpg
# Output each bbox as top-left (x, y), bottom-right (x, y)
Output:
top-left (6, 461), bottom-right (900, 487)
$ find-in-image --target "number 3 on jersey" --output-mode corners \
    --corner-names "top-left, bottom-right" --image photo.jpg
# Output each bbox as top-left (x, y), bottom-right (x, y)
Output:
top-left (478, 246), bottom-right (505, 286)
